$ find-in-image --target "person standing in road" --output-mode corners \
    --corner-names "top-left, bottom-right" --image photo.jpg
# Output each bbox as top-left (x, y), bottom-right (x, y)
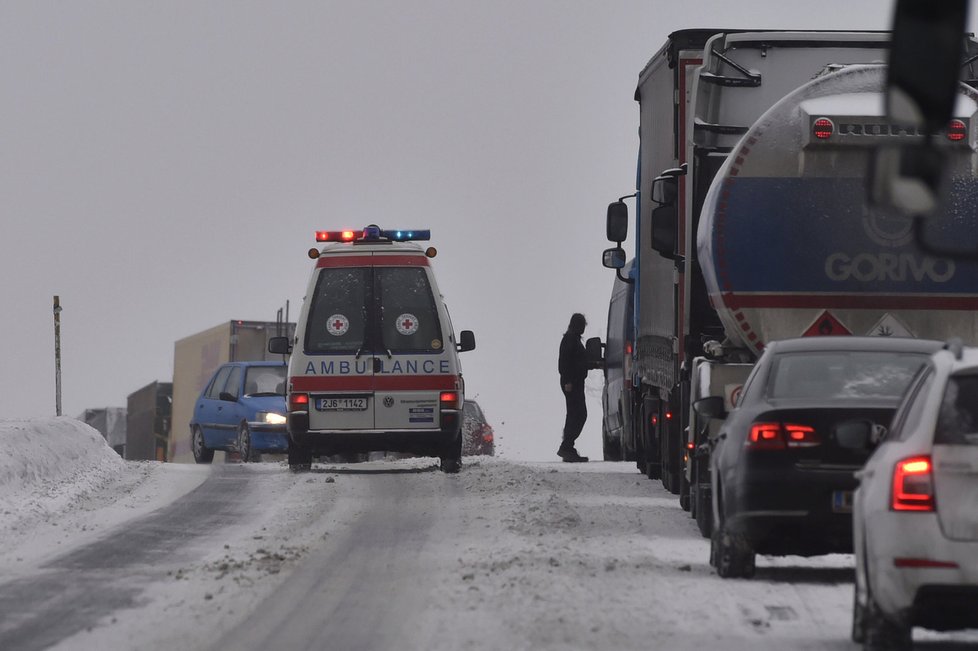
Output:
top-left (558, 313), bottom-right (592, 462)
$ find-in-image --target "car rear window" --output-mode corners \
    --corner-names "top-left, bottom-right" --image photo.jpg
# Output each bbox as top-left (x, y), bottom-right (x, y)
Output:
top-left (936, 375), bottom-right (978, 445)
top-left (305, 268), bottom-right (369, 353)
top-left (376, 268), bottom-right (443, 353)
top-left (766, 350), bottom-right (930, 400)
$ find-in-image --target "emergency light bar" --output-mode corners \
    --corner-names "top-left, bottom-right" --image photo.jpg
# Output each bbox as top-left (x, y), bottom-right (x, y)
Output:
top-left (315, 227), bottom-right (431, 243)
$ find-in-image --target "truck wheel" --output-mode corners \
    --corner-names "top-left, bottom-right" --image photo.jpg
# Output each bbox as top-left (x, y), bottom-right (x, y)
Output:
top-left (602, 424), bottom-right (622, 461)
top-left (439, 433), bottom-right (462, 474)
top-left (238, 423), bottom-right (258, 463)
top-left (288, 443), bottom-right (313, 471)
top-left (679, 472), bottom-right (691, 511)
top-left (192, 426), bottom-right (214, 464)
top-left (695, 484), bottom-right (713, 538)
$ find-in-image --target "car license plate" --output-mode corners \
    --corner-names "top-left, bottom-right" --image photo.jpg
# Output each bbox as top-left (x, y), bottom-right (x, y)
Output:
top-left (317, 397), bottom-right (367, 411)
top-left (832, 490), bottom-right (853, 513)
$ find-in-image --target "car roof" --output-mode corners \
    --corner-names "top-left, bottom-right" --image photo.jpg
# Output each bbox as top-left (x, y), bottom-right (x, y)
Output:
top-left (764, 336), bottom-right (944, 355)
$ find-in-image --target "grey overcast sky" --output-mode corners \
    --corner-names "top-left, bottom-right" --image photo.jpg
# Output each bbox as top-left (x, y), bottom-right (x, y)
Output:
top-left (3, 1), bottom-right (975, 460)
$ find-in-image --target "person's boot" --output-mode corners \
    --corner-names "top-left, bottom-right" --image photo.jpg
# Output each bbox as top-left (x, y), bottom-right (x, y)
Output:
top-left (557, 442), bottom-right (575, 461)
top-left (558, 444), bottom-right (588, 463)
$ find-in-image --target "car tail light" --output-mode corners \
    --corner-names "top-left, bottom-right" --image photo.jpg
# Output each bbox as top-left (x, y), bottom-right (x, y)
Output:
top-left (440, 391), bottom-right (461, 409)
top-left (289, 392), bottom-right (309, 411)
top-left (892, 455), bottom-right (935, 512)
top-left (747, 422), bottom-right (820, 450)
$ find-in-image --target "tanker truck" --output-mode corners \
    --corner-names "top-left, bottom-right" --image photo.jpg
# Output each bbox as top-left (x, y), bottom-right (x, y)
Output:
top-left (597, 30), bottom-right (978, 518)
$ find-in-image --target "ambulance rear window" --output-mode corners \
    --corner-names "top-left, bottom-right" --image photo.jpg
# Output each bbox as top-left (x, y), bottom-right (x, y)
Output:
top-left (305, 268), bottom-right (369, 353)
top-left (377, 268), bottom-right (443, 354)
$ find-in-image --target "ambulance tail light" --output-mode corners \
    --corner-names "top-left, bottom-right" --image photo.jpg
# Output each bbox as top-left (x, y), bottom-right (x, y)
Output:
top-left (947, 119), bottom-right (967, 142)
top-left (440, 391), bottom-right (461, 410)
top-left (892, 455), bottom-right (935, 512)
top-left (290, 392), bottom-right (310, 411)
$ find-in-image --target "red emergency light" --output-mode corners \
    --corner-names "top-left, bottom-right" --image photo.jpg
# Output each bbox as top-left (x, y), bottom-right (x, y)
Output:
top-left (316, 230), bottom-right (358, 242)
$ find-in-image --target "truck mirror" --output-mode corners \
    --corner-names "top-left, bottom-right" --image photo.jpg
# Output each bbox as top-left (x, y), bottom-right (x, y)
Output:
top-left (457, 330), bottom-right (476, 352)
top-left (607, 201), bottom-right (629, 242)
top-left (650, 204), bottom-right (678, 258)
top-left (585, 337), bottom-right (604, 365)
top-left (268, 336), bottom-right (292, 355)
top-left (887, 0), bottom-right (967, 135)
top-left (692, 396), bottom-right (726, 421)
top-left (602, 247), bottom-right (626, 269)
top-left (651, 176), bottom-right (677, 205)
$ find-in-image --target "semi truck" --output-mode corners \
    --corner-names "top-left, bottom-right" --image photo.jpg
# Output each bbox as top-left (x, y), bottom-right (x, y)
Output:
top-left (126, 381), bottom-right (172, 461)
top-left (596, 30), bottom-right (978, 517)
top-left (170, 320), bottom-right (294, 463)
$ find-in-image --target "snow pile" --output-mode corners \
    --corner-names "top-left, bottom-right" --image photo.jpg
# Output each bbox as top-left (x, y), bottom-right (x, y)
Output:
top-left (0, 417), bottom-right (125, 510)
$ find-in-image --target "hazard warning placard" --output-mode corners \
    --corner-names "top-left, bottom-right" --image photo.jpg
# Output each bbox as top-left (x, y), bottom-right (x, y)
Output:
top-left (802, 310), bottom-right (853, 337)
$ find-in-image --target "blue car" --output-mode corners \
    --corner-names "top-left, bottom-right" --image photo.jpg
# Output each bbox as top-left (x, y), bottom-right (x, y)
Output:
top-left (190, 361), bottom-right (289, 463)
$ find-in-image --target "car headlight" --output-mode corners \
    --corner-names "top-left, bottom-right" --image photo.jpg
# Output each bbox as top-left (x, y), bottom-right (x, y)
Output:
top-left (258, 412), bottom-right (287, 425)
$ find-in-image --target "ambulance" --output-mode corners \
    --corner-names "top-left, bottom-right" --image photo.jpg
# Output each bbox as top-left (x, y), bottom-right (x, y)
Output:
top-left (268, 225), bottom-right (475, 473)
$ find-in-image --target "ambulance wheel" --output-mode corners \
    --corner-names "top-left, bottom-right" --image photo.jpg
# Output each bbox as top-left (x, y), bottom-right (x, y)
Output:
top-left (439, 435), bottom-right (462, 474)
top-left (192, 426), bottom-right (214, 464)
top-left (288, 444), bottom-right (313, 471)
top-left (238, 423), bottom-right (258, 463)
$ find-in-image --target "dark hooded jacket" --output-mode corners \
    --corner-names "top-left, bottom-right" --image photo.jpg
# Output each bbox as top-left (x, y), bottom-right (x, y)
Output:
top-left (558, 313), bottom-right (588, 387)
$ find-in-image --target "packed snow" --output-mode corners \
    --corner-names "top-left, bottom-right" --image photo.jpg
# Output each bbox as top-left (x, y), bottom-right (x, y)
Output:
top-left (2, 418), bottom-right (977, 650)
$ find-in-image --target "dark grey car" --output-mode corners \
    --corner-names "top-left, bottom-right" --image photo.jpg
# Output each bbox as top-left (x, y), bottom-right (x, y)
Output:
top-left (696, 336), bottom-right (943, 579)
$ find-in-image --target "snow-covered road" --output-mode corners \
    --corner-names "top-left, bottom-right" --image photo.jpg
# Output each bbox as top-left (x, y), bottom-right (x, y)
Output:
top-left (1, 419), bottom-right (976, 650)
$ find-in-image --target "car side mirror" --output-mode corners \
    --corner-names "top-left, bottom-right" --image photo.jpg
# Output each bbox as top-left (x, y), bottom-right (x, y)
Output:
top-left (268, 336), bottom-right (292, 355)
top-left (693, 396), bottom-right (726, 421)
top-left (219, 392), bottom-right (238, 403)
top-left (834, 419), bottom-right (873, 450)
top-left (607, 201), bottom-right (628, 243)
top-left (457, 330), bottom-right (476, 352)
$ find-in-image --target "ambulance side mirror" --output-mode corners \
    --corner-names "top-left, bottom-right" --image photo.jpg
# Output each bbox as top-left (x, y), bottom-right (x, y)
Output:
top-left (457, 330), bottom-right (476, 353)
top-left (268, 336), bottom-right (292, 355)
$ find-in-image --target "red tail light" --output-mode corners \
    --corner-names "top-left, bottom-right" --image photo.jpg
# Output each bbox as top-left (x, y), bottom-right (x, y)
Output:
top-left (651, 414), bottom-right (658, 426)
top-left (289, 392), bottom-right (309, 411)
top-left (481, 425), bottom-right (494, 443)
top-left (440, 391), bottom-right (461, 409)
top-left (892, 455), bottom-right (935, 512)
top-left (747, 422), bottom-right (820, 450)
top-left (947, 119), bottom-right (967, 142)
top-left (813, 117), bottom-right (834, 140)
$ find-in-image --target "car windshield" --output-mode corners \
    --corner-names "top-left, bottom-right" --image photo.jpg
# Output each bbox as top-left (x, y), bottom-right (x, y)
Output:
top-left (936, 374), bottom-right (978, 445)
top-left (243, 366), bottom-right (287, 396)
top-left (766, 350), bottom-right (930, 400)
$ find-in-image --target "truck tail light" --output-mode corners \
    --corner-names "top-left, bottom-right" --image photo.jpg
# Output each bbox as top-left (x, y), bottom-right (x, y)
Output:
top-left (290, 392), bottom-right (309, 411)
top-left (892, 455), bottom-right (935, 512)
top-left (947, 119), bottom-right (967, 142)
top-left (813, 117), bottom-right (834, 140)
top-left (747, 422), bottom-right (819, 450)
top-left (440, 391), bottom-right (461, 410)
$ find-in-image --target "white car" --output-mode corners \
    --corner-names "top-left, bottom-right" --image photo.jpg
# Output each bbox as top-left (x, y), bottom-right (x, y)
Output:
top-left (851, 340), bottom-right (978, 650)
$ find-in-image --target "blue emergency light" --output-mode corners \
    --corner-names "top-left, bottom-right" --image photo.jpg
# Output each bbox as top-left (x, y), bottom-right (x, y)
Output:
top-left (315, 226), bottom-right (431, 243)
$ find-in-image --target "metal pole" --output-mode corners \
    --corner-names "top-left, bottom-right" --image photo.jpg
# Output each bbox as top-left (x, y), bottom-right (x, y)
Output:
top-left (53, 295), bottom-right (62, 416)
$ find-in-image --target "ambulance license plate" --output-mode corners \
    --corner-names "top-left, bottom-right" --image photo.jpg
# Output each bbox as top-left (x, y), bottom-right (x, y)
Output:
top-left (317, 398), bottom-right (367, 411)
top-left (832, 490), bottom-right (853, 513)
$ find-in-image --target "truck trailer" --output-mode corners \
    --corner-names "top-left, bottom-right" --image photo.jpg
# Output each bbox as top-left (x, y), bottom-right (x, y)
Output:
top-left (598, 30), bottom-right (978, 513)
top-left (170, 320), bottom-right (294, 463)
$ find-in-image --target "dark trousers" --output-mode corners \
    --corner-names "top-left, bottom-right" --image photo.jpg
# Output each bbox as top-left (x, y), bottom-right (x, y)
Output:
top-left (561, 383), bottom-right (587, 447)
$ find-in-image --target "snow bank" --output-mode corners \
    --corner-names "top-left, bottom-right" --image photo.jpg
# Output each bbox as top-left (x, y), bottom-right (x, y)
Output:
top-left (0, 417), bottom-right (126, 526)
